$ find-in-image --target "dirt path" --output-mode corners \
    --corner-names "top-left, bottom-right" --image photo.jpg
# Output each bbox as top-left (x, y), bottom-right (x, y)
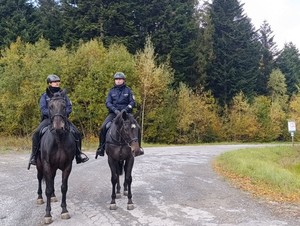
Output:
top-left (1, 145), bottom-right (300, 226)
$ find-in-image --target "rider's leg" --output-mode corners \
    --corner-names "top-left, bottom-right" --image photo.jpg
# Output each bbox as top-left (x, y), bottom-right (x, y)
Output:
top-left (96, 127), bottom-right (106, 157)
top-left (28, 119), bottom-right (49, 169)
top-left (29, 131), bottom-right (40, 166)
top-left (96, 114), bottom-right (115, 158)
top-left (136, 124), bottom-right (144, 156)
top-left (69, 122), bottom-right (89, 164)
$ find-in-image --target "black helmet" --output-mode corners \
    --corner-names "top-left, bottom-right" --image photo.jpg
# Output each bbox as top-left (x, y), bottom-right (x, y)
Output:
top-left (46, 74), bottom-right (60, 83)
top-left (113, 72), bottom-right (126, 80)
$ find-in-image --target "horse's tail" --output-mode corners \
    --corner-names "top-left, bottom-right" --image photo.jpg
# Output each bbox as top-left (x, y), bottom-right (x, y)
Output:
top-left (117, 160), bottom-right (124, 176)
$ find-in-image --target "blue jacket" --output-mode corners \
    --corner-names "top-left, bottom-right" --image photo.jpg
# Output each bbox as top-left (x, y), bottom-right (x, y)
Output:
top-left (106, 84), bottom-right (135, 113)
top-left (40, 89), bottom-right (72, 120)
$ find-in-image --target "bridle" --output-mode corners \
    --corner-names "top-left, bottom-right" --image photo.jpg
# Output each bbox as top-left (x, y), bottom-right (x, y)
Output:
top-left (109, 121), bottom-right (138, 148)
top-left (49, 96), bottom-right (68, 130)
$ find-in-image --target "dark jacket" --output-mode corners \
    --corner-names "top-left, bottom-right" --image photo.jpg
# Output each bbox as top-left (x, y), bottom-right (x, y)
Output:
top-left (40, 88), bottom-right (72, 120)
top-left (106, 84), bottom-right (135, 113)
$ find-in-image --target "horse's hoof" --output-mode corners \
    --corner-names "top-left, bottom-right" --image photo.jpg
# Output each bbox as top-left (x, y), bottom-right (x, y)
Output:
top-left (44, 217), bottom-right (53, 224)
top-left (123, 191), bottom-right (128, 196)
top-left (36, 198), bottom-right (44, 205)
top-left (61, 212), bottom-right (70, 219)
top-left (116, 193), bottom-right (121, 199)
top-left (127, 204), bottom-right (134, 210)
top-left (51, 197), bottom-right (58, 202)
top-left (110, 204), bottom-right (117, 210)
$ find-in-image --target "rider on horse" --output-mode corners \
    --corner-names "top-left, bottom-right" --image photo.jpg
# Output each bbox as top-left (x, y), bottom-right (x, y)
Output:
top-left (95, 72), bottom-right (144, 157)
top-left (28, 74), bottom-right (89, 169)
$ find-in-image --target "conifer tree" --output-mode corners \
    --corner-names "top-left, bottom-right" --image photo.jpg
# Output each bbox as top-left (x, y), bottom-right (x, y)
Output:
top-left (276, 42), bottom-right (300, 96)
top-left (0, 0), bottom-right (38, 48)
top-left (256, 21), bottom-right (279, 95)
top-left (206, 0), bottom-right (260, 105)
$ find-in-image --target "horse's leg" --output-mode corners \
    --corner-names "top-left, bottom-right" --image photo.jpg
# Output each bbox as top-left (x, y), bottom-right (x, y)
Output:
top-left (124, 159), bottom-right (134, 210)
top-left (44, 169), bottom-right (55, 224)
top-left (60, 166), bottom-right (72, 219)
top-left (51, 171), bottom-right (58, 202)
top-left (116, 175), bottom-right (121, 199)
top-left (123, 179), bottom-right (128, 196)
top-left (108, 159), bottom-right (118, 210)
top-left (36, 164), bottom-right (44, 205)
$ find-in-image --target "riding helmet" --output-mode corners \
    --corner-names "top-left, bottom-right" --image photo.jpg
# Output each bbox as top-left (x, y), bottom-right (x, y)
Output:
top-left (113, 72), bottom-right (126, 80)
top-left (47, 74), bottom-right (60, 83)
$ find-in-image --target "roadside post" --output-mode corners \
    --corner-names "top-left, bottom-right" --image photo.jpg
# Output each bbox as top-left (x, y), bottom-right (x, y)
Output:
top-left (288, 120), bottom-right (296, 146)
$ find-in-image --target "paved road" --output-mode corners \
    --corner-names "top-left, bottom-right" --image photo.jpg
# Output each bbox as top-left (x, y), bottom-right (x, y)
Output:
top-left (1, 145), bottom-right (300, 226)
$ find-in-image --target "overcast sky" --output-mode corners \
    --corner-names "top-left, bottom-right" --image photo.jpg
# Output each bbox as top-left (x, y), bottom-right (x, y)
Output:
top-left (240, 0), bottom-right (300, 50)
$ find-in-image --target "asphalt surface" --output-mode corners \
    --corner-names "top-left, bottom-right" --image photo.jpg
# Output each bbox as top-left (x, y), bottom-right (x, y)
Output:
top-left (1, 145), bottom-right (300, 226)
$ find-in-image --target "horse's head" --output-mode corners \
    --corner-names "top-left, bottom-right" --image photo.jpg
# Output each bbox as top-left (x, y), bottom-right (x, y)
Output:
top-left (48, 90), bottom-right (68, 133)
top-left (115, 110), bottom-right (140, 157)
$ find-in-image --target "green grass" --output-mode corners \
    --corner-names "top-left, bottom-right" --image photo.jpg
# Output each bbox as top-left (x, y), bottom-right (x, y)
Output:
top-left (214, 145), bottom-right (300, 201)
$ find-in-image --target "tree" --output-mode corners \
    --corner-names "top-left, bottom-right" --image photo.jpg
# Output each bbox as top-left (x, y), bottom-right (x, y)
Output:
top-left (226, 92), bottom-right (259, 141)
top-left (205, 0), bottom-right (260, 105)
top-left (267, 69), bottom-right (288, 106)
top-left (196, 4), bottom-right (214, 88)
top-left (256, 21), bottom-right (279, 95)
top-left (0, 38), bottom-right (55, 135)
top-left (177, 83), bottom-right (223, 143)
top-left (0, 0), bottom-right (38, 48)
top-left (61, 0), bottom-right (104, 48)
top-left (135, 37), bottom-right (173, 142)
top-left (101, 0), bottom-right (200, 88)
top-left (34, 0), bottom-right (64, 48)
top-left (276, 42), bottom-right (300, 96)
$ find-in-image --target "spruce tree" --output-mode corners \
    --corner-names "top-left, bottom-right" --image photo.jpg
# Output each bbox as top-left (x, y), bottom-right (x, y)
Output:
top-left (205, 0), bottom-right (260, 105)
top-left (256, 21), bottom-right (279, 95)
top-left (35, 0), bottom-right (64, 48)
top-left (276, 42), bottom-right (300, 96)
top-left (0, 0), bottom-right (38, 48)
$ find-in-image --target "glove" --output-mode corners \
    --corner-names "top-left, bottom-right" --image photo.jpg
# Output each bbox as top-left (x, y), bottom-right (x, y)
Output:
top-left (114, 110), bottom-right (120, 115)
top-left (125, 105), bottom-right (132, 113)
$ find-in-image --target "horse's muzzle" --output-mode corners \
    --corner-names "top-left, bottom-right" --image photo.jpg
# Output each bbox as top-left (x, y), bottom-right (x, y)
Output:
top-left (130, 140), bottom-right (140, 157)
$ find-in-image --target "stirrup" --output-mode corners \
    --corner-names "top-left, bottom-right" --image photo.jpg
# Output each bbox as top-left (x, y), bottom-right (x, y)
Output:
top-left (27, 155), bottom-right (37, 170)
top-left (76, 153), bottom-right (89, 164)
top-left (95, 147), bottom-right (105, 159)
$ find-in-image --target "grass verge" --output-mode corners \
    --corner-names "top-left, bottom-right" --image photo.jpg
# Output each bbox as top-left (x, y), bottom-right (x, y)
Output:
top-left (213, 145), bottom-right (300, 203)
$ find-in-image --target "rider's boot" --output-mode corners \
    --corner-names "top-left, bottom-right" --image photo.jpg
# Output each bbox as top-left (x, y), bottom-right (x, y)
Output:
top-left (135, 129), bottom-right (144, 157)
top-left (95, 126), bottom-right (107, 159)
top-left (75, 139), bottom-right (89, 164)
top-left (28, 145), bottom-right (38, 170)
top-left (95, 144), bottom-right (105, 158)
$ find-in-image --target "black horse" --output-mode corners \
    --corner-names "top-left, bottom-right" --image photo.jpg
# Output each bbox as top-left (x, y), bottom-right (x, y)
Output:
top-left (106, 109), bottom-right (141, 210)
top-left (35, 90), bottom-right (76, 224)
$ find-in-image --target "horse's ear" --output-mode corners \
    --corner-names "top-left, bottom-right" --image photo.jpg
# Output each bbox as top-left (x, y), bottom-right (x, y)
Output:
top-left (121, 109), bottom-right (128, 120)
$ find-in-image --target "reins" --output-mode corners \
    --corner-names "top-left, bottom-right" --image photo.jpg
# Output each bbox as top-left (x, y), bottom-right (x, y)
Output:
top-left (108, 122), bottom-right (138, 147)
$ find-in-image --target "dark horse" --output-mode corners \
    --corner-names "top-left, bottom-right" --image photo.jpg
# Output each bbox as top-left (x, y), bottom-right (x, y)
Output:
top-left (35, 90), bottom-right (76, 224)
top-left (106, 109), bottom-right (141, 210)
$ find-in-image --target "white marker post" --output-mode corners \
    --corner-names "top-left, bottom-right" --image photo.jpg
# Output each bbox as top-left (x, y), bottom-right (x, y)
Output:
top-left (288, 120), bottom-right (296, 146)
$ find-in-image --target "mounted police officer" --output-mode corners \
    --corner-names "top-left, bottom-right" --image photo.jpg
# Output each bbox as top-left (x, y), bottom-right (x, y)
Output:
top-left (95, 72), bottom-right (144, 157)
top-left (28, 74), bottom-right (89, 169)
